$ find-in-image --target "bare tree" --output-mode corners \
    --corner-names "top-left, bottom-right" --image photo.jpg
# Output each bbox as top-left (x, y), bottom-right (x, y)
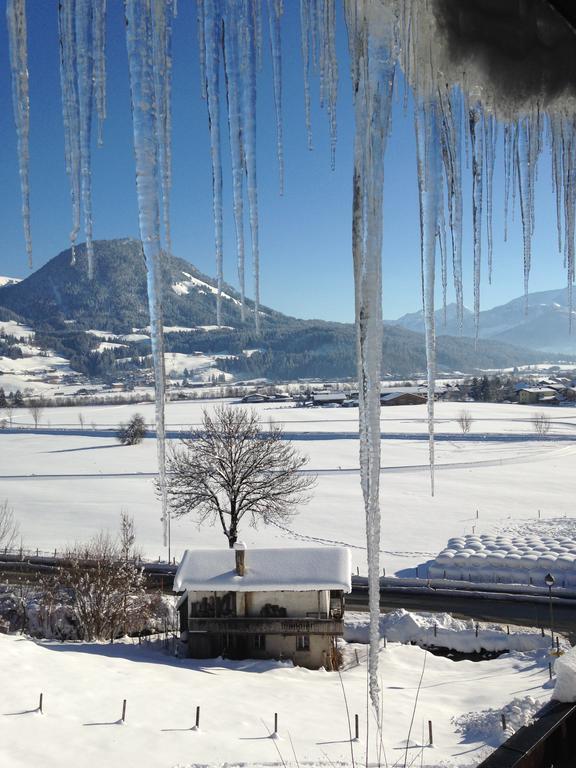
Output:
top-left (0, 500), bottom-right (19, 550)
top-left (4, 404), bottom-right (13, 428)
top-left (457, 410), bottom-right (473, 434)
top-left (28, 400), bottom-right (44, 429)
top-left (532, 412), bottom-right (551, 437)
top-left (164, 406), bottom-right (317, 547)
top-left (46, 521), bottom-right (150, 640)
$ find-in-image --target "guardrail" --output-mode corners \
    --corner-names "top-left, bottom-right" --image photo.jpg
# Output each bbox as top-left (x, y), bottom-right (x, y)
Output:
top-left (478, 702), bottom-right (576, 767)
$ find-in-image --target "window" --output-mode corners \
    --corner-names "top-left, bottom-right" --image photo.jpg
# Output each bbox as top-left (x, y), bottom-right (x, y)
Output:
top-left (254, 634), bottom-right (266, 651)
top-left (296, 635), bottom-right (310, 652)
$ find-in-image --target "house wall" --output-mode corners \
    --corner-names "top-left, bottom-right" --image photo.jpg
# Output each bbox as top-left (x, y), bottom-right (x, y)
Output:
top-left (245, 590), bottom-right (329, 618)
top-left (184, 590), bottom-right (329, 618)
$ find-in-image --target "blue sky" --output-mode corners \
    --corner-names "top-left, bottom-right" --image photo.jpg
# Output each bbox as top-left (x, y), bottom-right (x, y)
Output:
top-left (0, 2), bottom-right (570, 322)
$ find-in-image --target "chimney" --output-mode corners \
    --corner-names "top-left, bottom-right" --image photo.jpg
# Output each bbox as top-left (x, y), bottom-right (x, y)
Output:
top-left (234, 541), bottom-right (246, 576)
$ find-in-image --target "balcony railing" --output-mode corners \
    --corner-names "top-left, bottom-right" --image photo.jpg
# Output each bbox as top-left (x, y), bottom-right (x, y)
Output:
top-left (188, 616), bottom-right (343, 636)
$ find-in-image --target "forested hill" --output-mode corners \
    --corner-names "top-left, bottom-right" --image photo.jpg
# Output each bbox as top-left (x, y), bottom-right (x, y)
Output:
top-left (0, 239), bottom-right (546, 379)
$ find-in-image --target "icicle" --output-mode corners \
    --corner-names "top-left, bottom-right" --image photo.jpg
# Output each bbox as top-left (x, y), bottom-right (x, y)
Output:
top-left (58, 0), bottom-right (81, 264)
top-left (414, 99), bottom-right (440, 496)
top-left (252, 0), bottom-right (263, 71)
top-left (204, 0), bottom-right (224, 325)
top-left (75, 0), bottom-right (96, 279)
top-left (324, 0), bottom-right (338, 169)
top-left (197, 0), bottom-right (207, 100)
top-left (345, 0), bottom-right (395, 719)
top-left (437, 85), bottom-right (463, 329)
top-left (267, 0), bottom-right (285, 194)
top-left (223, 2), bottom-right (246, 321)
top-left (151, 0), bottom-right (174, 253)
top-left (240, 0), bottom-right (261, 330)
top-left (484, 112), bottom-right (496, 284)
top-left (550, 114), bottom-right (563, 256)
top-left (516, 112), bottom-right (539, 305)
top-left (299, 0), bottom-right (313, 150)
top-left (125, 0), bottom-right (168, 545)
top-left (92, 0), bottom-right (107, 147)
top-left (6, 0), bottom-right (32, 269)
top-left (469, 104), bottom-right (484, 337)
top-left (561, 116), bottom-right (576, 328)
top-left (503, 122), bottom-right (511, 242)
top-left (437, 192), bottom-right (447, 327)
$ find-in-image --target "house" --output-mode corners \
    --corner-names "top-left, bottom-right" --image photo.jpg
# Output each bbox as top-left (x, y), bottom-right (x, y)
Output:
top-left (311, 391), bottom-right (347, 406)
top-left (517, 387), bottom-right (558, 404)
top-left (241, 393), bottom-right (269, 403)
top-left (174, 544), bottom-right (352, 669)
top-left (380, 391), bottom-right (427, 406)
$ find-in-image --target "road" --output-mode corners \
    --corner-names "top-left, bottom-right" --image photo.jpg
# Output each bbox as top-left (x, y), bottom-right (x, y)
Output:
top-left (349, 579), bottom-right (576, 634)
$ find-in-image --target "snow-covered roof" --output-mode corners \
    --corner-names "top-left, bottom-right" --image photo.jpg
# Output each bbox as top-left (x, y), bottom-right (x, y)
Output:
top-left (174, 546), bottom-right (352, 593)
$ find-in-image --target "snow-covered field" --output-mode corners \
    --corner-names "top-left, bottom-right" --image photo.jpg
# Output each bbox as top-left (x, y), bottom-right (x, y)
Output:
top-left (1, 399), bottom-right (574, 766)
top-left (0, 625), bottom-right (555, 768)
top-left (2, 400), bottom-right (576, 576)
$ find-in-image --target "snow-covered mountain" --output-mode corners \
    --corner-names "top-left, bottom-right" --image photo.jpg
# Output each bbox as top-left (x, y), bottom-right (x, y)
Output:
top-left (392, 288), bottom-right (576, 353)
top-left (0, 276), bottom-right (21, 288)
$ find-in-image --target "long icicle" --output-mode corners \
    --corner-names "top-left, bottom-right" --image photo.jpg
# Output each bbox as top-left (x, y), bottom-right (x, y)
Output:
top-left (125, 0), bottom-right (168, 545)
top-left (299, 0), bottom-right (313, 150)
top-left (415, 98), bottom-right (440, 496)
top-left (240, 0), bottom-right (261, 330)
top-left (6, 0), bottom-right (32, 268)
top-left (204, 0), bottom-right (224, 325)
top-left (484, 112), bottom-right (496, 285)
top-left (75, 0), bottom-right (96, 278)
top-left (151, 0), bottom-right (174, 253)
top-left (58, 0), bottom-right (81, 265)
top-left (223, 2), bottom-right (247, 321)
top-left (267, 0), bottom-right (285, 194)
top-left (469, 103), bottom-right (484, 338)
top-left (345, 0), bottom-right (395, 718)
top-left (92, 0), bottom-right (107, 147)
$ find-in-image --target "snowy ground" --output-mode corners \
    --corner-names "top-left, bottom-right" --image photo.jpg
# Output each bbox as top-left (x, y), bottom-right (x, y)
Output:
top-left (2, 400), bottom-right (576, 576)
top-left (1, 400), bottom-right (573, 766)
top-left (0, 627), bottom-right (555, 768)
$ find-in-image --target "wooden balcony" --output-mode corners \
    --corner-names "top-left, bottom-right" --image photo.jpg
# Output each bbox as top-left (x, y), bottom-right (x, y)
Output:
top-left (188, 616), bottom-right (343, 636)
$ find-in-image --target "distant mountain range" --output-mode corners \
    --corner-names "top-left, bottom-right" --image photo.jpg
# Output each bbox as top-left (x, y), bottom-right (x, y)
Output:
top-left (0, 239), bottom-right (558, 380)
top-left (393, 288), bottom-right (576, 354)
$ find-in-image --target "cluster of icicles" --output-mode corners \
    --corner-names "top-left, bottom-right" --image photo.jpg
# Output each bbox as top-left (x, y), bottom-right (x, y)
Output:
top-left (6, 0), bottom-right (576, 718)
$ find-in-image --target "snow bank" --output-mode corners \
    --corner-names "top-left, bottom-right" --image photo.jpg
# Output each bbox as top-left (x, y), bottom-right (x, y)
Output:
top-left (429, 533), bottom-right (576, 587)
top-left (553, 646), bottom-right (576, 702)
top-left (345, 609), bottom-right (553, 653)
top-left (453, 696), bottom-right (541, 746)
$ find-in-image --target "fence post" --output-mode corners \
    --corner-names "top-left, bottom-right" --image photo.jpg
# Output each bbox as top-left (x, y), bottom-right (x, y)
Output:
top-left (274, 712), bottom-right (278, 735)
top-left (354, 714), bottom-right (359, 741)
top-left (195, 705), bottom-right (200, 729)
top-left (38, 693), bottom-right (43, 714)
top-left (428, 720), bottom-right (433, 746)
top-left (121, 699), bottom-right (127, 723)
top-left (501, 713), bottom-right (506, 731)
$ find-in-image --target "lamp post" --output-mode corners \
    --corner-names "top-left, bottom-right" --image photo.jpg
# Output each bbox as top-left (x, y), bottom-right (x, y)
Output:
top-left (545, 572), bottom-right (555, 652)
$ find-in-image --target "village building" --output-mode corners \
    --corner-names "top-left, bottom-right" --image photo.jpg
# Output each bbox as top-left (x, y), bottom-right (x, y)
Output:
top-left (380, 391), bottom-right (427, 406)
top-left (174, 544), bottom-right (351, 670)
top-left (311, 391), bottom-right (347, 406)
top-left (517, 387), bottom-right (558, 404)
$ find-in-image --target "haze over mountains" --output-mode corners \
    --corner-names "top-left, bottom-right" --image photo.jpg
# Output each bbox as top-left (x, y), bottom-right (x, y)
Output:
top-left (0, 239), bottom-right (559, 380)
top-left (393, 288), bottom-right (576, 354)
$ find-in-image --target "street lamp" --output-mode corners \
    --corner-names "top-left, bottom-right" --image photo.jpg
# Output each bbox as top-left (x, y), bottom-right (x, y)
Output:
top-left (545, 572), bottom-right (555, 651)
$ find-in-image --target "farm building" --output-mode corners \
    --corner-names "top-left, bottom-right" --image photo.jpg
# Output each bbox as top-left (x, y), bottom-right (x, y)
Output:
top-left (311, 392), bottom-right (347, 406)
top-left (517, 387), bottom-right (558, 404)
top-left (174, 544), bottom-right (351, 669)
top-left (380, 392), bottom-right (427, 406)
